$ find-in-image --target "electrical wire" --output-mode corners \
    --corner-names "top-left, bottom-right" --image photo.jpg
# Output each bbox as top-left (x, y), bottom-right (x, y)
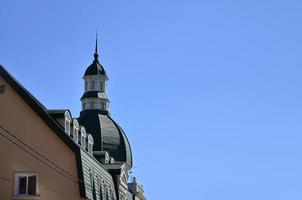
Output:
top-left (0, 128), bottom-right (81, 184)
top-left (0, 125), bottom-right (79, 181)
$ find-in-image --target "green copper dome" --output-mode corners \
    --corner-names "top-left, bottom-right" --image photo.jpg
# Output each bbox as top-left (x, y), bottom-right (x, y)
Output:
top-left (78, 110), bottom-right (132, 167)
top-left (84, 60), bottom-right (106, 76)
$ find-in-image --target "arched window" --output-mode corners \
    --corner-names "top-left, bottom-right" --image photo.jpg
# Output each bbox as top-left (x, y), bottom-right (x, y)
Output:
top-left (79, 127), bottom-right (87, 148)
top-left (91, 81), bottom-right (95, 90)
top-left (87, 134), bottom-right (94, 155)
top-left (64, 111), bottom-right (71, 135)
top-left (72, 119), bottom-right (79, 143)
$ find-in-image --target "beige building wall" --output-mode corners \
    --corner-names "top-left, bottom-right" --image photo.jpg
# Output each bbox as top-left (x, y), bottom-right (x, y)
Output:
top-left (0, 77), bottom-right (83, 200)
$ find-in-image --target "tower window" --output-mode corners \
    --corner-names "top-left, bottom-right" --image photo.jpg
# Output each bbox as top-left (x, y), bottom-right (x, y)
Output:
top-left (83, 102), bottom-right (86, 110)
top-left (99, 81), bottom-right (103, 90)
top-left (85, 81), bottom-right (88, 91)
top-left (90, 101), bottom-right (95, 109)
top-left (91, 81), bottom-right (96, 90)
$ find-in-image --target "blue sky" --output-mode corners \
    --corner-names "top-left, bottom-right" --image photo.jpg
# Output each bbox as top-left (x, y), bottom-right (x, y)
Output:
top-left (1, 0), bottom-right (302, 199)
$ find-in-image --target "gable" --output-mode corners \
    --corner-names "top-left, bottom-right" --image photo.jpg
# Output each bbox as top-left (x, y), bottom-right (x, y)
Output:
top-left (0, 65), bottom-right (86, 197)
top-left (0, 73), bottom-right (78, 175)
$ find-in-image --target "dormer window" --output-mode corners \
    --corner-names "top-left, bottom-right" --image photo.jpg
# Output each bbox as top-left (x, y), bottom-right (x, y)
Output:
top-left (64, 111), bottom-right (71, 135)
top-left (80, 127), bottom-right (87, 148)
top-left (87, 134), bottom-right (94, 155)
top-left (73, 119), bottom-right (79, 143)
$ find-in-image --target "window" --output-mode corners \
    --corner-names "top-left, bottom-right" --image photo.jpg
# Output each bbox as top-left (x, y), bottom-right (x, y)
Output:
top-left (119, 193), bottom-right (125, 200)
top-left (85, 81), bottom-right (88, 91)
top-left (80, 127), bottom-right (87, 148)
top-left (90, 101), bottom-right (95, 109)
top-left (91, 81), bottom-right (95, 90)
top-left (98, 178), bottom-right (104, 200)
top-left (83, 102), bottom-right (86, 110)
top-left (105, 185), bottom-right (110, 200)
top-left (73, 120), bottom-right (79, 143)
top-left (14, 173), bottom-right (39, 197)
top-left (90, 169), bottom-right (96, 200)
top-left (110, 188), bottom-right (116, 200)
top-left (100, 102), bottom-right (104, 110)
top-left (64, 111), bottom-right (71, 135)
top-left (99, 81), bottom-right (103, 90)
top-left (87, 134), bottom-right (94, 155)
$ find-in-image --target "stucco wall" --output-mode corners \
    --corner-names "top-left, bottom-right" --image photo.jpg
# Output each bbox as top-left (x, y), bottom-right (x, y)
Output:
top-left (0, 77), bottom-right (83, 200)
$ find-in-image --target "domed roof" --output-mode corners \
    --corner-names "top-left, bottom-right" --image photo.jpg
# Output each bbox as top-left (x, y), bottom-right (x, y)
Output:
top-left (84, 60), bottom-right (106, 76)
top-left (78, 110), bottom-right (132, 167)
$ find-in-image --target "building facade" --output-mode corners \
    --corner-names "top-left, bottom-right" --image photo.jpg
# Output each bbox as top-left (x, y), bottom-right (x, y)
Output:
top-left (0, 39), bottom-right (146, 200)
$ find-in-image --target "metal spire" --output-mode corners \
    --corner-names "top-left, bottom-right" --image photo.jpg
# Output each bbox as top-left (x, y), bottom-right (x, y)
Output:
top-left (94, 32), bottom-right (99, 61)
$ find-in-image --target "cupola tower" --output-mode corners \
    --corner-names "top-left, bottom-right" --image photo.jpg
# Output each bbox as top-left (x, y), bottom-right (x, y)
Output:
top-left (81, 37), bottom-right (109, 112)
top-left (78, 37), bottom-right (132, 169)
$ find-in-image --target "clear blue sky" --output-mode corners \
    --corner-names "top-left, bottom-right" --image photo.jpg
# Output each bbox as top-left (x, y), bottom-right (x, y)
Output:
top-left (1, 0), bottom-right (302, 199)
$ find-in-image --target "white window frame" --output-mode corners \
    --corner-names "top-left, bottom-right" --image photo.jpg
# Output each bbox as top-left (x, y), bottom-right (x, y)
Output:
top-left (73, 119), bottom-right (79, 143)
top-left (14, 172), bottom-right (39, 197)
top-left (64, 111), bottom-right (71, 135)
top-left (87, 134), bottom-right (94, 155)
top-left (80, 127), bottom-right (87, 148)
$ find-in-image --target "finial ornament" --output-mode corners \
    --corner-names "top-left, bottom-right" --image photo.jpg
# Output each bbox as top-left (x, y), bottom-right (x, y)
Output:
top-left (94, 32), bottom-right (99, 61)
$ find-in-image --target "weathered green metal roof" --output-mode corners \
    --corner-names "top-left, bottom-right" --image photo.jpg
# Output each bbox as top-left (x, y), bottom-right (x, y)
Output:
top-left (80, 149), bottom-right (116, 200)
top-left (78, 110), bottom-right (133, 168)
top-left (81, 91), bottom-right (108, 100)
top-left (84, 60), bottom-right (106, 76)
